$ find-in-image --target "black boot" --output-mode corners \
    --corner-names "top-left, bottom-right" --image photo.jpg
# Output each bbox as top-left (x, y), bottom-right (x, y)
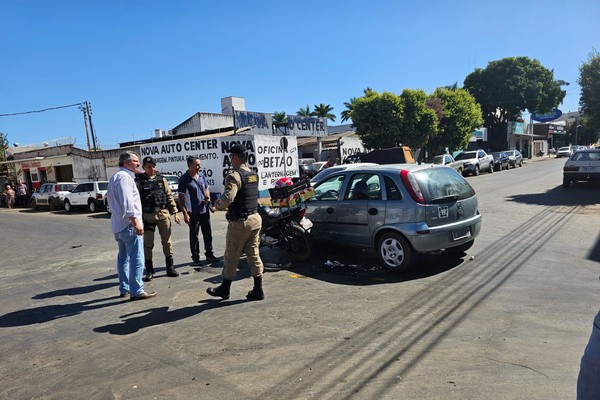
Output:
top-left (165, 256), bottom-right (179, 277)
top-left (246, 276), bottom-right (264, 301)
top-left (144, 260), bottom-right (154, 282)
top-left (206, 279), bottom-right (232, 300)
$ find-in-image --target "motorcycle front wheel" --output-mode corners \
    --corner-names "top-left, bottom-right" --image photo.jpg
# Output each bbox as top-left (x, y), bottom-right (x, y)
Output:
top-left (284, 223), bottom-right (312, 262)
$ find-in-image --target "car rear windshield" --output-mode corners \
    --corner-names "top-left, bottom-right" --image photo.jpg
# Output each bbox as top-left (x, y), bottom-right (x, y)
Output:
top-left (412, 168), bottom-right (475, 203)
top-left (98, 182), bottom-right (108, 191)
top-left (455, 152), bottom-right (477, 160)
top-left (165, 176), bottom-right (179, 184)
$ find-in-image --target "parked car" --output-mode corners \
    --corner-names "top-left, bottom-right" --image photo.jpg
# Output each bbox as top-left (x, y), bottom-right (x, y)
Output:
top-left (298, 163), bottom-right (319, 180)
top-left (306, 164), bottom-right (482, 271)
top-left (556, 146), bottom-right (573, 158)
top-left (454, 150), bottom-right (494, 176)
top-left (310, 163), bottom-right (379, 186)
top-left (491, 151), bottom-right (510, 171)
top-left (431, 154), bottom-right (463, 174)
top-left (163, 174), bottom-right (179, 193)
top-left (504, 150), bottom-right (523, 168)
top-left (30, 182), bottom-right (77, 211)
top-left (311, 161), bottom-right (327, 172)
top-left (563, 148), bottom-right (600, 188)
top-left (64, 181), bottom-right (109, 212)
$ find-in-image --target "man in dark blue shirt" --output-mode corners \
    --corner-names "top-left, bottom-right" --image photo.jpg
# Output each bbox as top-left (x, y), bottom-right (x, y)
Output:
top-left (178, 156), bottom-right (218, 265)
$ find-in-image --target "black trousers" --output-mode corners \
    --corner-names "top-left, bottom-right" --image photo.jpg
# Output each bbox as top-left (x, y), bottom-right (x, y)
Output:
top-left (189, 212), bottom-right (213, 261)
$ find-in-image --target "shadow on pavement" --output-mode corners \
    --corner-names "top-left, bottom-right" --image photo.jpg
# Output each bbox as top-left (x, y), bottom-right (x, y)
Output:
top-left (33, 282), bottom-right (117, 299)
top-left (273, 244), bottom-right (465, 286)
top-left (507, 183), bottom-right (600, 207)
top-left (0, 297), bottom-right (124, 327)
top-left (93, 299), bottom-right (246, 335)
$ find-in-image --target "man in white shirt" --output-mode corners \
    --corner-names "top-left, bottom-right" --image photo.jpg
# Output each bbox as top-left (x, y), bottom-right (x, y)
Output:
top-left (107, 152), bottom-right (156, 301)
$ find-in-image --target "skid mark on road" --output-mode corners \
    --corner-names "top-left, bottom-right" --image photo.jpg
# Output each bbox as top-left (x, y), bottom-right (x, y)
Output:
top-left (264, 206), bottom-right (577, 400)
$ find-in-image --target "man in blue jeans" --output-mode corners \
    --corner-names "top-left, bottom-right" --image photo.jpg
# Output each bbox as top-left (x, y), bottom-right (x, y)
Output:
top-left (578, 310), bottom-right (600, 399)
top-left (107, 151), bottom-right (157, 301)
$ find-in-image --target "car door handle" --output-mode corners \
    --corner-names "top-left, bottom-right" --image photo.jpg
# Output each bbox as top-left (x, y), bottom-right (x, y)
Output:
top-left (368, 208), bottom-right (378, 215)
top-left (326, 207), bottom-right (334, 214)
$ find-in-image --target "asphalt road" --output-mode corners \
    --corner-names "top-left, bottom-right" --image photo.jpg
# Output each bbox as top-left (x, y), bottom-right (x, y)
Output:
top-left (0, 157), bottom-right (599, 400)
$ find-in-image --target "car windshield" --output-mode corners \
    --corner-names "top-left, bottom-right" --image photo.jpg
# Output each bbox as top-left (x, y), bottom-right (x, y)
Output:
top-left (431, 155), bottom-right (445, 164)
top-left (98, 182), bottom-right (108, 190)
top-left (558, 147), bottom-right (570, 151)
top-left (58, 184), bottom-right (77, 191)
top-left (505, 151), bottom-right (514, 156)
top-left (412, 168), bottom-right (475, 203)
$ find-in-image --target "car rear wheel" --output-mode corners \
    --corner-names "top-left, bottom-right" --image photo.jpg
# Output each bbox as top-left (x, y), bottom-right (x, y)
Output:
top-left (49, 198), bottom-right (56, 211)
top-left (518, 160), bottom-right (523, 167)
top-left (489, 163), bottom-right (494, 173)
top-left (88, 200), bottom-right (97, 213)
top-left (474, 165), bottom-right (480, 176)
top-left (377, 232), bottom-right (413, 271)
top-left (446, 239), bottom-right (475, 255)
top-left (64, 200), bottom-right (72, 212)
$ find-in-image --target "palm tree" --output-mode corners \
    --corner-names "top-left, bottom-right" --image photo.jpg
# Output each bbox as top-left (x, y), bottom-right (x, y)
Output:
top-left (297, 105), bottom-right (311, 117)
top-left (311, 103), bottom-right (336, 123)
top-left (340, 97), bottom-right (356, 123)
top-left (272, 111), bottom-right (288, 124)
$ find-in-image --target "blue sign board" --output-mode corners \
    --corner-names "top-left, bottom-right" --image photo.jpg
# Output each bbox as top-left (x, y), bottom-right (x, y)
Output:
top-left (531, 109), bottom-right (562, 122)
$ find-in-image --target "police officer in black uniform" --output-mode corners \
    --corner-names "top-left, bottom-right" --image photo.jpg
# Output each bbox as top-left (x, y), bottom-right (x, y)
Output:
top-left (206, 144), bottom-right (265, 300)
top-left (136, 156), bottom-right (181, 281)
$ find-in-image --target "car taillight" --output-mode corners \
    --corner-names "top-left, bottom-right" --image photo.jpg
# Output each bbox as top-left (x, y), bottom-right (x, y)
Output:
top-left (96, 193), bottom-right (103, 200)
top-left (400, 170), bottom-right (425, 204)
top-left (564, 166), bottom-right (579, 172)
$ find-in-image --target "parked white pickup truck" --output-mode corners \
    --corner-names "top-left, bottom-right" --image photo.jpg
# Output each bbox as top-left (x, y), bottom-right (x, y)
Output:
top-left (431, 154), bottom-right (464, 175)
top-left (454, 150), bottom-right (494, 176)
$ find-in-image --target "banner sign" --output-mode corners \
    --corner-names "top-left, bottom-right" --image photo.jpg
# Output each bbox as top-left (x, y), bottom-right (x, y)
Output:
top-left (139, 135), bottom-right (299, 193)
top-left (531, 109), bottom-right (562, 122)
top-left (507, 122), bottom-right (525, 135)
top-left (338, 136), bottom-right (366, 160)
top-left (234, 111), bottom-right (273, 136)
top-left (285, 115), bottom-right (327, 137)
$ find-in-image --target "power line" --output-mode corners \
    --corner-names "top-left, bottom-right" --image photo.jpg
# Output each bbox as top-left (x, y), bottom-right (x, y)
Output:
top-left (0, 102), bottom-right (83, 117)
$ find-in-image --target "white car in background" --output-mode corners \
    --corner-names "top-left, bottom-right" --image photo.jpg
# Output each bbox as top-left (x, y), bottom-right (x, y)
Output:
top-left (563, 148), bottom-right (600, 187)
top-left (556, 146), bottom-right (572, 158)
top-left (31, 182), bottom-right (77, 211)
top-left (64, 181), bottom-right (109, 212)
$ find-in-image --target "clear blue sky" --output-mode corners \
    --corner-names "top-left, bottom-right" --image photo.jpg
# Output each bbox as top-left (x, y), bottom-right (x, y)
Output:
top-left (1, 0), bottom-right (598, 149)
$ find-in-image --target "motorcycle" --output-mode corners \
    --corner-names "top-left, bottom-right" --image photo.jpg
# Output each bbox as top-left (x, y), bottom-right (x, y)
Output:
top-left (257, 178), bottom-right (313, 266)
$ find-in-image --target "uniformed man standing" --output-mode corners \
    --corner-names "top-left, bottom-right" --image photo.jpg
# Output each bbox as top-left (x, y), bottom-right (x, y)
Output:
top-left (136, 156), bottom-right (181, 281)
top-left (206, 144), bottom-right (265, 301)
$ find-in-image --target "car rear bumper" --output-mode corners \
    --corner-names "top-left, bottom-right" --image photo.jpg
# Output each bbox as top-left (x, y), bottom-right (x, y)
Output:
top-left (404, 214), bottom-right (482, 252)
top-left (564, 172), bottom-right (600, 181)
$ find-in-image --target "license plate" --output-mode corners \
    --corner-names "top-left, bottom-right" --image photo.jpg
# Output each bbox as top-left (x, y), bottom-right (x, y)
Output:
top-left (452, 227), bottom-right (471, 241)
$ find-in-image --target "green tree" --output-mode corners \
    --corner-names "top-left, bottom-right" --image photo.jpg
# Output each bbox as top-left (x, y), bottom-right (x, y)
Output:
top-left (340, 98), bottom-right (356, 123)
top-left (352, 89), bottom-right (437, 149)
top-left (272, 111), bottom-right (288, 124)
top-left (0, 132), bottom-right (9, 177)
top-left (296, 105), bottom-right (311, 117)
top-left (464, 56), bottom-right (566, 149)
top-left (311, 103), bottom-right (336, 123)
top-left (428, 88), bottom-right (484, 154)
top-left (578, 49), bottom-right (600, 137)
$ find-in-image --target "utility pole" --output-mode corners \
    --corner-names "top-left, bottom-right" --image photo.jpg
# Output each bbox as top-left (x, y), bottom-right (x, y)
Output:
top-left (80, 104), bottom-right (91, 151)
top-left (85, 101), bottom-right (98, 151)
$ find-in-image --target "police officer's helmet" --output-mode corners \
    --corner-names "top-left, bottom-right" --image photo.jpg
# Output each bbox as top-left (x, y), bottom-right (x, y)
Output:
top-left (229, 144), bottom-right (247, 157)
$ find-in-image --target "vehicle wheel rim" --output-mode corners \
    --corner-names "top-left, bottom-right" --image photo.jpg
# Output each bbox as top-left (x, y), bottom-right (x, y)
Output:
top-left (90, 202), bottom-right (96, 212)
top-left (380, 238), bottom-right (404, 268)
top-left (65, 202), bottom-right (70, 211)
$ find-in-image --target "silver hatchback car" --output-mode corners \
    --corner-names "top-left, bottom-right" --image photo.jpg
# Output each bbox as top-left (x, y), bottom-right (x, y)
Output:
top-left (306, 164), bottom-right (482, 271)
